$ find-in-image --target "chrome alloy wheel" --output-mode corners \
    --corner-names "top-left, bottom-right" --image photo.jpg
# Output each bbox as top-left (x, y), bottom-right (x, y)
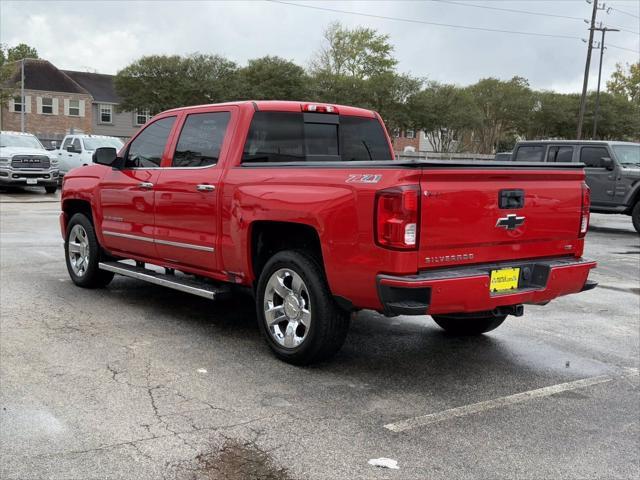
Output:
top-left (263, 268), bottom-right (311, 348)
top-left (68, 224), bottom-right (90, 277)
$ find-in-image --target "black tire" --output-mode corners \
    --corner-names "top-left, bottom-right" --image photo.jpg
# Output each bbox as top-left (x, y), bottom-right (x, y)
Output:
top-left (45, 186), bottom-right (57, 194)
top-left (432, 313), bottom-right (507, 336)
top-left (64, 213), bottom-right (114, 288)
top-left (632, 202), bottom-right (640, 234)
top-left (256, 250), bottom-right (350, 365)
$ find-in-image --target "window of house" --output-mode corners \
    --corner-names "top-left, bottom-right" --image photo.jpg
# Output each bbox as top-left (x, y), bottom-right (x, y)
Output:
top-left (124, 116), bottom-right (176, 168)
top-left (547, 146), bottom-right (574, 163)
top-left (42, 97), bottom-right (53, 114)
top-left (405, 129), bottom-right (415, 139)
top-left (68, 99), bottom-right (80, 116)
top-left (13, 96), bottom-right (23, 112)
top-left (100, 104), bottom-right (113, 123)
top-left (580, 146), bottom-right (609, 168)
top-left (514, 145), bottom-right (545, 162)
top-left (172, 112), bottom-right (231, 167)
top-left (135, 109), bottom-right (152, 126)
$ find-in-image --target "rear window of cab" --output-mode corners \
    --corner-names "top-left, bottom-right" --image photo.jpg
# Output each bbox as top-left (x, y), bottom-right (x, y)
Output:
top-left (242, 112), bottom-right (391, 163)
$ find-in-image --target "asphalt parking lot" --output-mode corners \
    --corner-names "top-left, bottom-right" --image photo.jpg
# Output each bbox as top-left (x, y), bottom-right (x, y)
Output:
top-left (1, 188), bottom-right (638, 480)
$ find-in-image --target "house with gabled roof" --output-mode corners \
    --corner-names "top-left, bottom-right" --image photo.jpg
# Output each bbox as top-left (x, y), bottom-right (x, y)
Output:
top-left (1, 59), bottom-right (146, 147)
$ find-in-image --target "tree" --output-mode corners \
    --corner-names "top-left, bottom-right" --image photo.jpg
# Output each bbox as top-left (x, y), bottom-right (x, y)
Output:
top-left (407, 82), bottom-right (480, 152)
top-left (467, 76), bottom-right (534, 154)
top-left (528, 91), bottom-right (580, 139)
top-left (6, 43), bottom-right (38, 62)
top-left (114, 54), bottom-right (238, 112)
top-left (607, 62), bottom-right (640, 103)
top-left (309, 23), bottom-right (420, 129)
top-left (237, 56), bottom-right (308, 100)
top-left (311, 22), bottom-right (396, 78)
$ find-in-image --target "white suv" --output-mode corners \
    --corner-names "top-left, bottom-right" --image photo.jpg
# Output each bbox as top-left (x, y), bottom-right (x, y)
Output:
top-left (56, 134), bottom-right (124, 175)
top-left (0, 131), bottom-right (60, 194)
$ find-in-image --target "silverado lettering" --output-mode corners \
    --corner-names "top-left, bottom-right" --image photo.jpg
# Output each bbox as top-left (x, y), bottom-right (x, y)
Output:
top-left (60, 100), bottom-right (597, 365)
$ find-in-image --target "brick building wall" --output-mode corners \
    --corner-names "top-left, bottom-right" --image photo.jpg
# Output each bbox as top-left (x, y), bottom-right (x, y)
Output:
top-left (391, 130), bottom-right (420, 153)
top-left (1, 90), bottom-right (93, 146)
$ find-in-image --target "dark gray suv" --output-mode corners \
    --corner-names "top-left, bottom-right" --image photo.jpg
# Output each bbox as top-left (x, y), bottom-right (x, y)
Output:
top-left (507, 141), bottom-right (640, 233)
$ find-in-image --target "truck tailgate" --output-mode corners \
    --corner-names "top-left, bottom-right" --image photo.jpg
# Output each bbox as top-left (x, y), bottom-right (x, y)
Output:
top-left (419, 168), bottom-right (585, 269)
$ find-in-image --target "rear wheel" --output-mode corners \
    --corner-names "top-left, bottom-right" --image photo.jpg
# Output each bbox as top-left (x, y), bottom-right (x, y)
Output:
top-left (256, 250), bottom-right (350, 365)
top-left (432, 313), bottom-right (507, 335)
top-left (632, 202), bottom-right (640, 234)
top-left (65, 213), bottom-right (114, 288)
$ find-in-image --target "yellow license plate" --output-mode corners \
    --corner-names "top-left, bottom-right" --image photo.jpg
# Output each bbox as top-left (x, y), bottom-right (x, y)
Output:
top-left (490, 268), bottom-right (520, 292)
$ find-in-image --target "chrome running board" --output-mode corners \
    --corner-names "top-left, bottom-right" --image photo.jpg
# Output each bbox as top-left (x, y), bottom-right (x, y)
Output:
top-left (99, 261), bottom-right (228, 300)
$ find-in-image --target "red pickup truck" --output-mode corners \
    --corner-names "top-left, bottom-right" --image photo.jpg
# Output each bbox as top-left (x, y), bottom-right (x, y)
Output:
top-left (60, 101), bottom-right (596, 364)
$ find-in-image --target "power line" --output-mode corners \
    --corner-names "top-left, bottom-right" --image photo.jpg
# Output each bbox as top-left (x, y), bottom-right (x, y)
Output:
top-left (608, 6), bottom-right (640, 19)
top-left (608, 43), bottom-right (640, 53)
top-left (268, 0), bottom-right (640, 53)
top-left (432, 0), bottom-right (639, 35)
top-left (269, 0), bottom-right (579, 40)
top-left (431, 0), bottom-right (584, 21)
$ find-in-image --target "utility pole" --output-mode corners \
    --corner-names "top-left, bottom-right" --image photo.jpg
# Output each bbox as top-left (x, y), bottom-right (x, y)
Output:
top-left (592, 25), bottom-right (619, 139)
top-left (576, 0), bottom-right (601, 139)
top-left (20, 58), bottom-right (25, 133)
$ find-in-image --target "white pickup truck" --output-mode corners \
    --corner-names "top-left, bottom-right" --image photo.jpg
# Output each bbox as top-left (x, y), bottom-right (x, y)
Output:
top-left (56, 134), bottom-right (124, 175)
top-left (0, 131), bottom-right (60, 193)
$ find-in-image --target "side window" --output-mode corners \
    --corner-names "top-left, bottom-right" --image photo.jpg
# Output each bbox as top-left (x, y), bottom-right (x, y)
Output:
top-left (125, 116), bottom-right (176, 168)
top-left (580, 147), bottom-right (609, 168)
top-left (71, 138), bottom-right (81, 152)
top-left (547, 146), bottom-right (573, 162)
top-left (242, 112), bottom-right (305, 163)
top-left (514, 146), bottom-right (545, 162)
top-left (61, 137), bottom-right (73, 150)
top-left (172, 112), bottom-right (230, 167)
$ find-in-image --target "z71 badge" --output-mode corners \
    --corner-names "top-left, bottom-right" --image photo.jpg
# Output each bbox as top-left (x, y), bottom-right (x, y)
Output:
top-left (346, 174), bottom-right (382, 184)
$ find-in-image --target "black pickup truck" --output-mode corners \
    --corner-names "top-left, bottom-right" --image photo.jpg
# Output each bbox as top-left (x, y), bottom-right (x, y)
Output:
top-left (504, 140), bottom-right (640, 233)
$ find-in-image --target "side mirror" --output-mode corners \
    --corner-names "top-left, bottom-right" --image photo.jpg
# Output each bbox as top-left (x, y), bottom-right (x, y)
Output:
top-left (67, 145), bottom-right (79, 153)
top-left (601, 157), bottom-right (614, 170)
top-left (93, 147), bottom-right (119, 167)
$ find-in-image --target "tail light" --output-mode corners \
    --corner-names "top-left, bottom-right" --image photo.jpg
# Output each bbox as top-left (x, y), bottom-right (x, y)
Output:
top-left (579, 182), bottom-right (590, 237)
top-left (375, 185), bottom-right (419, 250)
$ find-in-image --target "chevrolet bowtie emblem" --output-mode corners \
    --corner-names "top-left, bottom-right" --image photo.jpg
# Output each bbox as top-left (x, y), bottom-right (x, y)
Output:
top-left (496, 214), bottom-right (525, 230)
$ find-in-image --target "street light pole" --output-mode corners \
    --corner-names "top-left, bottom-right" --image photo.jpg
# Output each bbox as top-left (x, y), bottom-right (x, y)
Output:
top-left (20, 58), bottom-right (25, 133)
top-left (592, 26), bottom-right (619, 139)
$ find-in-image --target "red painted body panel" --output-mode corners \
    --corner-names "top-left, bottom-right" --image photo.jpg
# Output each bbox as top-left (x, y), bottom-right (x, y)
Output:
top-left (60, 100), bottom-right (596, 314)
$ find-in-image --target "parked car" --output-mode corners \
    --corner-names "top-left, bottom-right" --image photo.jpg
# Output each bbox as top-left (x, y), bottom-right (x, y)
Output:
top-left (507, 140), bottom-right (640, 233)
top-left (0, 131), bottom-right (60, 193)
top-left (56, 134), bottom-right (124, 175)
top-left (60, 101), bottom-right (597, 364)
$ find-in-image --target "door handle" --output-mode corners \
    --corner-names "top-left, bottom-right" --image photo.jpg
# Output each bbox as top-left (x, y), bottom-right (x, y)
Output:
top-left (196, 184), bottom-right (216, 192)
top-left (138, 182), bottom-right (154, 189)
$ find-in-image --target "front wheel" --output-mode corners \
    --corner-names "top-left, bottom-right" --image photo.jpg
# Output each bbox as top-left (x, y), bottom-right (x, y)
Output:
top-left (256, 250), bottom-right (350, 365)
top-left (432, 313), bottom-right (507, 335)
top-left (632, 202), bottom-right (640, 234)
top-left (64, 213), bottom-right (114, 288)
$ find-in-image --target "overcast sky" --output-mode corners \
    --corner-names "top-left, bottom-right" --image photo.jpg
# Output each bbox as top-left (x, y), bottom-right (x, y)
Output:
top-left (1, 0), bottom-right (638, 93)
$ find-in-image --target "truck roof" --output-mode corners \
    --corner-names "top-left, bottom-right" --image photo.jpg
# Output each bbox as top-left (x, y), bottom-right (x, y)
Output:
top-left (63, 134), bottom-right (121, 139)
top-left (517, 139), bottom-right (639, 146)
top-left (162, 100), bottom-right (377, 118)
top-left (1, 130), bottom-right (38, 137)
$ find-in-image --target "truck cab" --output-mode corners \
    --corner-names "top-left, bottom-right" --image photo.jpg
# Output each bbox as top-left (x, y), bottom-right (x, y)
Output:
top-left (56, 134), bottom-right (124, 175)
top-left (511, 140), bottom-right (640, 232)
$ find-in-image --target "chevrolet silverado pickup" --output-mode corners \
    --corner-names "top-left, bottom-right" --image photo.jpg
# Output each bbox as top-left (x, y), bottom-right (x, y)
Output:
top-left (60, 101), bottom-right (597, 364)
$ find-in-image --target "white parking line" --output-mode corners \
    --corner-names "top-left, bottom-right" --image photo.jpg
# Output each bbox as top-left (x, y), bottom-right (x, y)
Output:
top-left (384, 370), bottom-right (639, 433)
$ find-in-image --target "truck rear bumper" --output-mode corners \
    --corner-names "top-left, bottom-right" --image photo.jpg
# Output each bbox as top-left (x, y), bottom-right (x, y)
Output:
top-left (377, 257), bottom-right (597, 316)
